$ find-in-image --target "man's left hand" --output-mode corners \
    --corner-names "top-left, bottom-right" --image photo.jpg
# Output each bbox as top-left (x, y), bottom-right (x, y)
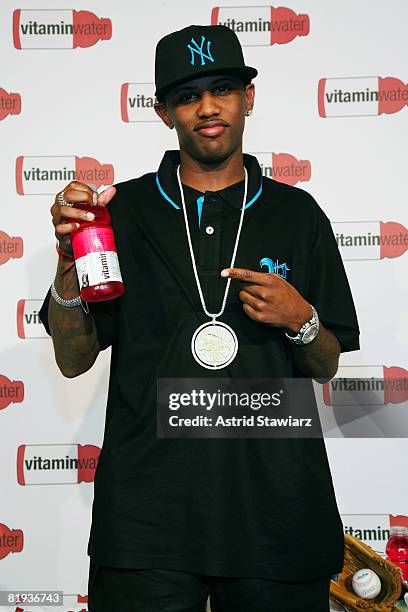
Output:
top-left (220, 267), bottom-right (311, 334)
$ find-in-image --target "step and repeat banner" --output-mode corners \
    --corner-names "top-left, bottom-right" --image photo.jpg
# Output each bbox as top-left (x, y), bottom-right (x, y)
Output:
top-left (1, 1), bottom-right (407, 610)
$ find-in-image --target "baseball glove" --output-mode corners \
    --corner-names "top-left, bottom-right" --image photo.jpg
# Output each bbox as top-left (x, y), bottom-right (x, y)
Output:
top-left (330, 534), bottom-right (404, 611)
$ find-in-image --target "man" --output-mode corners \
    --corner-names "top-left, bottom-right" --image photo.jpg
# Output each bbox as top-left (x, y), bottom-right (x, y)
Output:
top-left (40, 24), bottom-right (359, 612)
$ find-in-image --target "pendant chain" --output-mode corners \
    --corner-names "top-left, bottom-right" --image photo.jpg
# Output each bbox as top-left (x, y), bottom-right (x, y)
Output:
top-left (176, 164), bottom-right (248, 323)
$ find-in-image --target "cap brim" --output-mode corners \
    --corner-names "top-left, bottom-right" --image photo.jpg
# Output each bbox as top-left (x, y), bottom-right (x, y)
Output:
top-left (156, 65), bottom-right (258, 101)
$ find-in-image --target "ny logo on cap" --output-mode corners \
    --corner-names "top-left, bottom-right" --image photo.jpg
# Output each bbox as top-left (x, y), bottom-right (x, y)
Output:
top-left (187, 35), bottom-right (214, 66)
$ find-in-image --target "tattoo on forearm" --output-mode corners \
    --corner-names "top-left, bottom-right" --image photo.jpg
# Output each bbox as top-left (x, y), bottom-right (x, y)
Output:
top-left (48, 263), bottom-right (100, 374)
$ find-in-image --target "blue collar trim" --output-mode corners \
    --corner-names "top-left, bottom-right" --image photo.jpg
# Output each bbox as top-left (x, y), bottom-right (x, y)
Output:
top-left (245, 180), bottom-right (263, 209)
top-left (156, 173), bottom-right (180, 209)
top-left (156, 171), bottom-right (263, 212)
top-left (196, 196), bottom-right (204, 227)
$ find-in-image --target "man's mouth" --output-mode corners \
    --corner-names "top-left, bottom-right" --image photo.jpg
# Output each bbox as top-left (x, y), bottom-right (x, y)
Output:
top-left (194, 121), bottom-right (229, 138)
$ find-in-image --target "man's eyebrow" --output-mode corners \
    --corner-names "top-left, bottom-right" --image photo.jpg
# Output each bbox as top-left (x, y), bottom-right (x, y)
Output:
top-left (171, 77), bottom-right (242, 96)
top-left (171, 85), bottom-right (198, 95)
top-left (211, 76), bottom-right (240, 83)
top-left (207, 77), bottom-right (242, 86)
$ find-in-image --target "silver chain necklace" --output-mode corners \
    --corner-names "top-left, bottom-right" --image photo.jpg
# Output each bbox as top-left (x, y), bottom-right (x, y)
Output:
top-left (176, 164), bottom-right (248, 369)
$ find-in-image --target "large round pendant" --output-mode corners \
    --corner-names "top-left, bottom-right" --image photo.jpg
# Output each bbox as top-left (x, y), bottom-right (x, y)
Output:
top-left (191, 320), bottom-right (238, 370)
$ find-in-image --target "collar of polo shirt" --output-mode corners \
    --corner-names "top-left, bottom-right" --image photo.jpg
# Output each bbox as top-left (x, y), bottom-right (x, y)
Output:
top-left (155, 150), bottom-right (263, 211)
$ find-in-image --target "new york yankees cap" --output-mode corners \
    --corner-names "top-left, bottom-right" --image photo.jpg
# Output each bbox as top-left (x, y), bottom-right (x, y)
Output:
top-left (155, 24), bottom-right (258, 101)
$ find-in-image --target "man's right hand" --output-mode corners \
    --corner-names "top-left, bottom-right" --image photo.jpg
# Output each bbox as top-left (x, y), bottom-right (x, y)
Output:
top-left (48, 181), bottom-right (116, 377)
top-left (51, 181), bottom-right (117, 257)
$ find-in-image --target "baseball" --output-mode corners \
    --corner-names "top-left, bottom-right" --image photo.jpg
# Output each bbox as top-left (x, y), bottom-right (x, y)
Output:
top-left (351, 568), bottom-right (382, 599)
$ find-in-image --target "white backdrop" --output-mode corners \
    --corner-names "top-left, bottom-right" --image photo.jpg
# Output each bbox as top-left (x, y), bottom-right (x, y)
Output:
top-left (1, 1), bottom-right (407, 610)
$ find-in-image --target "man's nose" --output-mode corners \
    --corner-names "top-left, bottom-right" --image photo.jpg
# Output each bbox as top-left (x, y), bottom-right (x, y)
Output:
top-left (197, 91), bottom-right (220, 117)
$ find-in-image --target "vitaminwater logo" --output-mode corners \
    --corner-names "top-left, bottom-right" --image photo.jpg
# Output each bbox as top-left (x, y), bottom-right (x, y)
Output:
top-left (253, 152), bottom-right (311, 186)
top-left (318, 76), bottom-right (408, 118)
top-left (340, 515), bottom-right (408, 556)
top-left (0, 375), bottom-right (24, 411)
top-left (17, 300), bottom-right (48, 339)
top-left (16, 156), bottom-right (114, 195)
top-left (0, 88), bottom-right (21, 121)
top-left (13, 9), bottom-right (111, 49)
top-left (0, 522), bottom-right (24, 560)
top-left (17, 444), bottom-right (100, 485)
top-left (211, 6), bottom-right (309, 46)
top-left (323, 366), bottom-right (408, 407)
top-left (121, 83), bottom-right (159, 123)
top-left (332, 221), bottom-right (408, 260)
top-left (0, 231), bottom-right (23, 266)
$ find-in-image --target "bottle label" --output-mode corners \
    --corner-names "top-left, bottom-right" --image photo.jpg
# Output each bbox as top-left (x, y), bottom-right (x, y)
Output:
top-left (72, 226), bottom-right (122, 287)
top-left (75, 250), bottom-right (122, 288)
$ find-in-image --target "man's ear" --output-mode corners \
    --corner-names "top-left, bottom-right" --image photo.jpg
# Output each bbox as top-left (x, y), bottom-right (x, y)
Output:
top-left (244, 83), bottom-right (255, 114)
top-left (154, 102), bottom-right (174, 129)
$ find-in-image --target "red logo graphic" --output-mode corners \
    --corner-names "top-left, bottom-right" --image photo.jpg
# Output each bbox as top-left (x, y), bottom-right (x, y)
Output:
top-left (63, 594), bottom-right (88, 612)
top-left (0, 523), bottom-right (24, 560)
top-left (211, 6), bottom-right (309, 46)
top-left (16, 598), bottom-right (88, 612)
top-left (333, 221), bottom-right (408, 260)
top-left (17, 300), bottom-right (49, 339)
top-left (323, 366), bottom-right (408, 406)
top-left (121, 83), bottom-right (159, 123)
top-left (14, 609), bottom-right (82, 612)
top-left (0, 375), bottom-right (24, 411)
top-left (0, 231), bottom-right (23, 265)
top-left (13, 9), bottom-right (111, 49)
top-left (253, 152), bottom-right (311, 186)
top-left (318, 76), bottom-right (408, 118)
top-left (17, 444), bottom-right (100, 485)
top-left (16, 156), bottom-right (114, 195)
top-left (0, 88), bottom-right (21, 121)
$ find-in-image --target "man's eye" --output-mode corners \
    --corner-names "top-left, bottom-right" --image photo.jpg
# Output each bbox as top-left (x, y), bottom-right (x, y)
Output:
top-left (213, 85), bottom-right (230, 95)
top-left (177, 92), bottom-right (197, 104)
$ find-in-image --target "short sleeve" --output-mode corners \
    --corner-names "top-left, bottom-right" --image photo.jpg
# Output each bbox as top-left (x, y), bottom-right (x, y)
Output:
top-left (306, 212), bottom-right (360, 353)
top-left (38, 287), bottom-right (119, 351)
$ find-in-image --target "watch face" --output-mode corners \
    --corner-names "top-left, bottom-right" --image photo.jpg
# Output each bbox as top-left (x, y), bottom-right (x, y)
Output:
top-left (303, 323), bottom-right (319, 344)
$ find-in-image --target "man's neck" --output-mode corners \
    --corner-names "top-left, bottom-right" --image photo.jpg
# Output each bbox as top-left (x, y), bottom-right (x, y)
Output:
top-left (179, 149), bottom-right (245, 193)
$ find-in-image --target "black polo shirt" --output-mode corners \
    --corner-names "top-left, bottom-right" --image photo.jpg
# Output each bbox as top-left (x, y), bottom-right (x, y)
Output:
top-left (39, 150), bottom-right (360, 581)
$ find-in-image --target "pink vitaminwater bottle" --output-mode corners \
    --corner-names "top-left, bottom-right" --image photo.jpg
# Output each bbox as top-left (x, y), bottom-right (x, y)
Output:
top-left (70, 189), bottom-right (124, 303)
top-left (385, 525), bottom-right (408, 581)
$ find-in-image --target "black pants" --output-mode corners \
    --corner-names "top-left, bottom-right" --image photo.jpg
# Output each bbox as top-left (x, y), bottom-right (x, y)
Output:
top-left (88, 561), bottom-right (333, 611)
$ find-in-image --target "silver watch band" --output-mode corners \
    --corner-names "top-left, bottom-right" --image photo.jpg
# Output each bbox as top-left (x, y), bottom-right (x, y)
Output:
top-left (284, 305), bottom-right (319, 345)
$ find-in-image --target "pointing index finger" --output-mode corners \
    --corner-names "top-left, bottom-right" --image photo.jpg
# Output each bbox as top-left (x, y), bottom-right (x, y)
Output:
top-left (220, 267), bottom-right (271, 285)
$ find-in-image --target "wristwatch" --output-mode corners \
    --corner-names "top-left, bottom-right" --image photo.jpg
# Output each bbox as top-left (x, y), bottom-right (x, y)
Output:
top-left (284, 305), bottom-right (319, 346)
